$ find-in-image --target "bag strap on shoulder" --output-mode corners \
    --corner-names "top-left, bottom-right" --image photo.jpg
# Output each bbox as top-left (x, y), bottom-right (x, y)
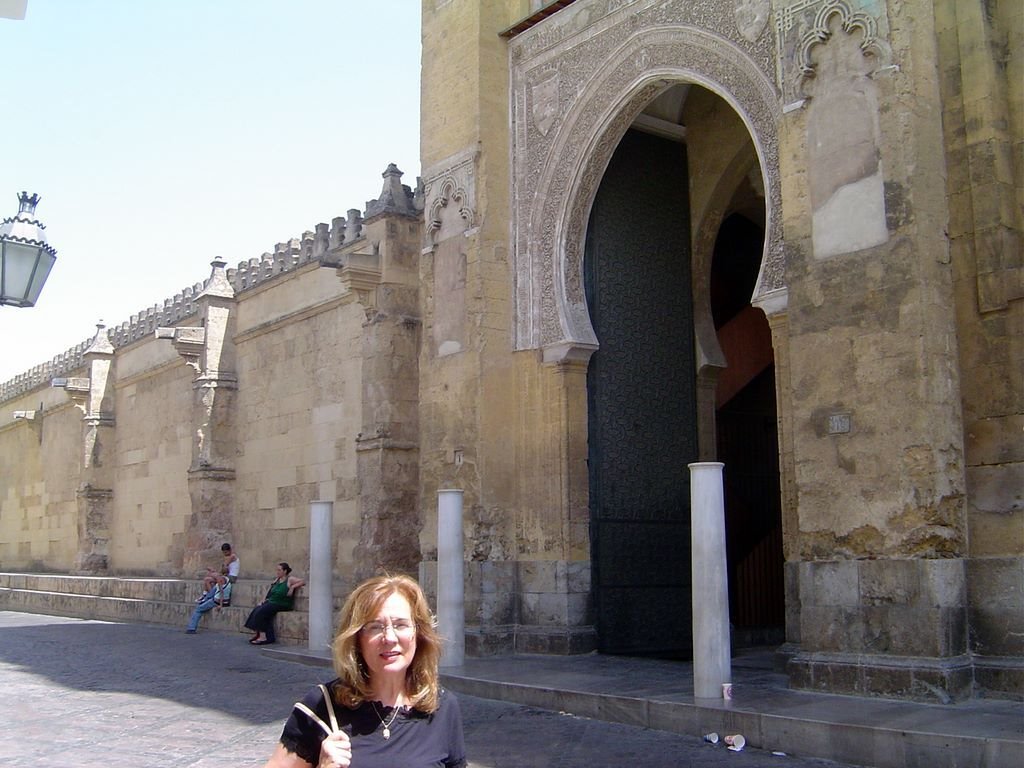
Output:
top-left (320, 683), bottom-right (340, 732)
top-left (291, 683), bottom-right (341, 737)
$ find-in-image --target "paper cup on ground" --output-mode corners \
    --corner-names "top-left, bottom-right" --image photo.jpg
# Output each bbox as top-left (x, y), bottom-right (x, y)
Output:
top-left (722, 682), bottom-right (733, 700)
top-left (725, 734), bottom-right (746, 751)
top-left (703, 732), bottom-right (719, 744)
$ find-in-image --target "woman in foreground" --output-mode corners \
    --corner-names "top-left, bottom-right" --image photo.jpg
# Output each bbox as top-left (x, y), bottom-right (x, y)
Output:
top-left (262, 573), bottom-right (467, 768)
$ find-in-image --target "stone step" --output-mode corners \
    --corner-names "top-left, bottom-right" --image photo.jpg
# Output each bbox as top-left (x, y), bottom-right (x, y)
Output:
top-left (0, 572), bottom-right (326, 645)
top-left (0, 572), bottom-right (309, 607)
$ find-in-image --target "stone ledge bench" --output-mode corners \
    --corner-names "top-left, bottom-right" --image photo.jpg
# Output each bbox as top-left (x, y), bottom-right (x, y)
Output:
top-left (0, 572), bottom-right (329, 646)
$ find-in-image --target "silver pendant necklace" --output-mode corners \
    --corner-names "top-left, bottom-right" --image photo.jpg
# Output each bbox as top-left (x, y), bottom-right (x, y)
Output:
top-left (372, 701), bottom-right (401, 740)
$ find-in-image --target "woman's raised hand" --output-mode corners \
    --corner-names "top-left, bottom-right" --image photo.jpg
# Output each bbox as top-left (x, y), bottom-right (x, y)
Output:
top-left (317, 729), bottom-right (352, 768)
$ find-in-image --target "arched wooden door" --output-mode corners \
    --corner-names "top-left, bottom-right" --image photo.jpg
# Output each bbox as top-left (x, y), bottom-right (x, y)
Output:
top-left (584, 129), bottom-right (699, 657)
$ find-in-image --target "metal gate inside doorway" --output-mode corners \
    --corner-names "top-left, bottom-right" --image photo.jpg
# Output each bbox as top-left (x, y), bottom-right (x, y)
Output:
top-left (584, 129), bottom-right (699, 658)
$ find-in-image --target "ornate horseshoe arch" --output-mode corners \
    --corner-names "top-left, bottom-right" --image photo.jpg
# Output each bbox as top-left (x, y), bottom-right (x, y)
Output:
top-left (511, 23), bottom-right (785, 362)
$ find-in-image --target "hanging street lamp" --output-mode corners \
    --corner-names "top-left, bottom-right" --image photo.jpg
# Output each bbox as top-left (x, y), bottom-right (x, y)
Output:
top-left (0, 192), bottom-right (58, 308)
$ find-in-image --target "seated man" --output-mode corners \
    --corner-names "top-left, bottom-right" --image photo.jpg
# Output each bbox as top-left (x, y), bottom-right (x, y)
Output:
top-left (202, 542), bottom-right (240, 593)
top-left (186, 572), bottom-right (232, 634)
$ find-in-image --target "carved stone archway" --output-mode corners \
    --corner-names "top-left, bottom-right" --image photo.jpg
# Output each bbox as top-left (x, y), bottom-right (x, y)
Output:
top-left (510, 16), bottom-right (784, 360)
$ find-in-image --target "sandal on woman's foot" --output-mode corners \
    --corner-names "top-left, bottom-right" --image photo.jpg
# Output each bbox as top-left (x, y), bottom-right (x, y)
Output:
top-left (252, 639), bottom-right (273, 645)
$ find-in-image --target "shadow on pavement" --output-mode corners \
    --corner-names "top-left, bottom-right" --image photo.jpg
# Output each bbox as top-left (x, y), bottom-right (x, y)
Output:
top-left (0, 611), bottom-right (318, 726)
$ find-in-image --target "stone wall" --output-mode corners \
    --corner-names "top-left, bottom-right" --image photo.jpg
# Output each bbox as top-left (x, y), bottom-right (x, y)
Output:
top-left (110, 350), bottom-right (193, 572)
top-left (233, 270), bottom-right (367, 577)
top-left (935, 0), bottom-right (1024, 692)
top-left (0, 166), bottom-right (423, 583)
top-left (0, 392), bottom-right (80, 570)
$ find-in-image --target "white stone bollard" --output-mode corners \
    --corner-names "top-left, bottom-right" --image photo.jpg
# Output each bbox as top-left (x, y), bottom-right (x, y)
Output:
top-left (308, 501), bottom-right (334, 653)
top-left (689, 462), bottom-right (732, 699)
top-left (437, 489), bottom-right (465, 667)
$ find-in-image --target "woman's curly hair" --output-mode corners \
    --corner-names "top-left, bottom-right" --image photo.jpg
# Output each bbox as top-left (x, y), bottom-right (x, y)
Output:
top-left (330, 573), bottom-right (443, 713)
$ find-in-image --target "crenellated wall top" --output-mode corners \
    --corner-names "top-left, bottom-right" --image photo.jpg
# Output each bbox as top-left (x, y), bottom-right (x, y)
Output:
top-left (0, 165), bottom-right (421, 404)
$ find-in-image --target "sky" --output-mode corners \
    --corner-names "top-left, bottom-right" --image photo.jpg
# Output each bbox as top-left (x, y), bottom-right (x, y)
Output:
top-left (0, 0), bottom-right (421, 382)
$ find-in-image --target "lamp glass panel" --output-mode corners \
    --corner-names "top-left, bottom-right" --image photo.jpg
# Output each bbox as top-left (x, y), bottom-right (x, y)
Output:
top-left (1, 241), bottom-right (41, 303)
top-left (25, 250), bottom-right (56, 306)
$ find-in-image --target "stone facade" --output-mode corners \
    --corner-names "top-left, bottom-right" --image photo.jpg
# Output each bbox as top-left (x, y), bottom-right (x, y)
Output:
top-left (0, 166), bottom-right (422, 582)
top-left (1, 0), bottom-right (1020, 703)
top-left (415, 0), bottom-right (1021, 700)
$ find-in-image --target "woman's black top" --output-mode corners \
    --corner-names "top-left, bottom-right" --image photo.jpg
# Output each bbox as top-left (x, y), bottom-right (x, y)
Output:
top-left (279, 680), bottom-right (467, 768)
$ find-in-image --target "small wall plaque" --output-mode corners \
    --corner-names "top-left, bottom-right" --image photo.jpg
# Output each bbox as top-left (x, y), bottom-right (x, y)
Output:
top-left (827, 413), bottom-right (851, 434)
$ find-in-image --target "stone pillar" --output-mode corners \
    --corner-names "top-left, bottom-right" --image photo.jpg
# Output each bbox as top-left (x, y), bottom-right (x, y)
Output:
top-left (757, 300), bottom-right (800, 656)
top-left (689, 462), bottom-right (731, 698)
top-left (63, 323), bottom-right (116, 574)
top-left (352, 293), bottom-right (420, 579)
top-left (158, 259), bottom-right (238, 575)
top-left (309, 501), bottom-right (334, 652)
top-left (437, 489), bottom-right (465, 667)
top-left (349, 178), bottom-right (422, 580)
top-left (778, 2), bottom-right (972, 701)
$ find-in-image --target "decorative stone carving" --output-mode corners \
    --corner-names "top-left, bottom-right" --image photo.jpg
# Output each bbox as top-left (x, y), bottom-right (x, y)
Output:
top-left (155, 326), bottom-right (206, 374)
top-left (509, 2), bottom-right (783, 355)
top-left (365, 163), bottom-right (418, 220)
top-left (734, 0), bottom-right (770, 43)
top-left (61, 377), bottom-right (91, 415)
top-left (422, 148), bottom-right (477, 247)
top-left (774, 0), bottom-right (891, 104)
top-left (798, 1), bottom-right (887, 77)
top-left (803, 3), bottom-right (889, 258)
top-left (531, 71), bottom-right (560, 136)
top-left (427, 178), bottom-right (473, 238)
top-left (422, 153), bottom-right (473, 357)
top-left (337, 251), bottom-right (383, 309)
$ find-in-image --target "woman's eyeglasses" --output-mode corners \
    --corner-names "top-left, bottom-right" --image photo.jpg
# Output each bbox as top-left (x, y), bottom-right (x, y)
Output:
top-left (361, 620), bottom-right (416, 638)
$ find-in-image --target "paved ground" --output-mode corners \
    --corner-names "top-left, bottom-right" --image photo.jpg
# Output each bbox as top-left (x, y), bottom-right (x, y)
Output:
top-left (0, 611), bottom-right (858, 767)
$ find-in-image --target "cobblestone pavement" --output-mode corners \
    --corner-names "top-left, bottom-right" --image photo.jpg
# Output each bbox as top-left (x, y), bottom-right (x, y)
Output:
top-left (0, 612), bottom-right (856, 767)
